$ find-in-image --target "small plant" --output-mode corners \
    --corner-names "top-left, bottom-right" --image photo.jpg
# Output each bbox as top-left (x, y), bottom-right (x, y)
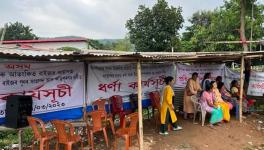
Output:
top-left (0, 129), bottom-right (34, 149)
top-left (22, 128), bottom-right (34, 148)
top-left (0, 130), bottom-right (18, 149)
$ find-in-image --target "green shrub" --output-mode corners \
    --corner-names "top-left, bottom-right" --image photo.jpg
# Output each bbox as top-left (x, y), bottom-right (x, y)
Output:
top-left (0, 128), bottom-right (34, 149)
top-left (58, 46), bottom-right (81, 51)
top-left (0, 130), bottom-right (18, 149)
top-left (22, 128), bottom-right (34, 147)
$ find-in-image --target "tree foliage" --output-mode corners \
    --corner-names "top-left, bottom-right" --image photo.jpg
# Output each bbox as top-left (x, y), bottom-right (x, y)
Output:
top-left (0, 22), bottom-right (38, 40)
top-left (113, 36), bottom-right (134, 51)
top-left (87, 39), bottom-right (106, 49)
top-left (126, 0), bottom-right (184, 52)
top-left (88, 38), bottom-right (134, 51)
top-left (181, 0), bottom-right (264, 52)
top-left (58, 46), bottom-right (81, 51)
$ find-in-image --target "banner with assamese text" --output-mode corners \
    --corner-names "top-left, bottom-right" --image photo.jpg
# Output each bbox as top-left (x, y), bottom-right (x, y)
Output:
top-left (224, 67), bottom-right (241, 91)
top-left (87, 62), bottom-right (175, 104)
top-left (175, 63), bottom-right (241, 90)
top-left (175, 64), bottom-right (225, 87)
top-left (0, 62), bottom-right (84, 120)
top-left (247, 71), bottom-right (264, 96)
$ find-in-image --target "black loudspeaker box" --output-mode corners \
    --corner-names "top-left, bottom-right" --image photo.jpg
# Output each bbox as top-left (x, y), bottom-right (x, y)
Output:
top-left (5, 95), bottom-right (33, 129)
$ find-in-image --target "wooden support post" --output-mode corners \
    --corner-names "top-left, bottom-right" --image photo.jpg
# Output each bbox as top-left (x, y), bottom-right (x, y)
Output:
top-left (83, 62), bottom-right (88, 121)
top-left (137, 61), bottom-right (144, 150)
top-left (18, 129), bottom-right (22, 150)
top-left (239, 56), bottom-right (245, 123)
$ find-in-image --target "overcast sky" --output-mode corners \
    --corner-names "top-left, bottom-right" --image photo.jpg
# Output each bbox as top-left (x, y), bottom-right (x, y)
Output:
top-left (0, 0), bottom-right (246, 39)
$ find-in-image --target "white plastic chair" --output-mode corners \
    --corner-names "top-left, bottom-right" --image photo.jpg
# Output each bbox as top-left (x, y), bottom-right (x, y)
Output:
top-left (191, 95), bottom-right (207, 126)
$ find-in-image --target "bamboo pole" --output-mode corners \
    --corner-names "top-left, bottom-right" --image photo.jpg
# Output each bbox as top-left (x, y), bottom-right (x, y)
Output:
top-left (137, 61), bottom-right (144, 150)
top-left (239, 56), bottom-right (245, 123)
top-left (83, 61), bottom-right (88, 121)
top-left (0, 24), bottom-right (7, 45)
top-left (18, 129), bottom-right (22, 150)
top-left (205, 40), bottom-right (261, 44)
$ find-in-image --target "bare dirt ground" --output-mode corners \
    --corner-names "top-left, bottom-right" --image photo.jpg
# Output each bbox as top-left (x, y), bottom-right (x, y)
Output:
top-left (20, 113), bottom-right (264, 150)
top-left (135, 113), bottom-right (264, 150)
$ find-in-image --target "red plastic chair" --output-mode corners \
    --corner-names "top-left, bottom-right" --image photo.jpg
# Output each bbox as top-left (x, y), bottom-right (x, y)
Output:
top-left (109, 95), bottom-right (132, 127)
top-left (27, 116), bottom-right (57, 150)
top-left (149, 91), bottom-right (162, 130)
top-left (114, 112), bottom-right (139, 150)
top-left (149, 91), bottom-right (161, 116)
top-left (85, 110), bottom-right (111, 150)
top-left (51, 120), bottom-right (83, 150)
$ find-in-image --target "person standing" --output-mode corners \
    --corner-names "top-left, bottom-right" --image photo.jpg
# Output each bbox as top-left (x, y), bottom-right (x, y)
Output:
top-left (183, 72), bottom-right (202, 119)
top-left (160, 76), bottom-right (182, 135)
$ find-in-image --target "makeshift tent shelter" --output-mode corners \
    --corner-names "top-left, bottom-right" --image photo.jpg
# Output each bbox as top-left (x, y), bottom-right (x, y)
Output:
top-left (0, 46), bottom-right (264, 150)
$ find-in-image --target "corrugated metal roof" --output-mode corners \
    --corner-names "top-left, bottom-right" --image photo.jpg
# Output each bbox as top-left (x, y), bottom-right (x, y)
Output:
top-left (0, 46), bottom-right (72, 56)
top-left (0, 46), bottom-right (263, 62)
top-left (2, 38), bottom-right (87, 44)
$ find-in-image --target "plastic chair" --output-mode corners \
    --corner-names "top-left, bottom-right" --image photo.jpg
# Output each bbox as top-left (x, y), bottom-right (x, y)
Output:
top-left (114, 112), bottom-right (139, 150)
top-left (27, 116), bottom-right (57, 150)
top-left (51, 120), bottom-right (83, 150)
top-left (85, 110), bottom-right (110, 150)
top-left (149, 91), bottom-right (161, 117)
top-left (109, 95), bottom-right (132, 127)
top-left (191, 95), bottom-right (207, 126)
top-left (149, 91), bottom-right (161, 128)
top-left (91, 99), bottom-right (115, 135)
top-left (92, 99), bottom-right (108, 111)
top-left (129, 93), bottom-right (150, 118)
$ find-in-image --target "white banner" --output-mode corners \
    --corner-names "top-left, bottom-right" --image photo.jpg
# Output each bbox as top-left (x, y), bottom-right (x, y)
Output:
top-left (0, 62), bottom-right (84, 118)
top-left (175, 64), bottom-right (225, 87)
top-left (247, 71), bottom-right (264, 96)
top-left (87, 62), bottom-right (175, 103)
top-left (224, 67), bottom-right (241, 91)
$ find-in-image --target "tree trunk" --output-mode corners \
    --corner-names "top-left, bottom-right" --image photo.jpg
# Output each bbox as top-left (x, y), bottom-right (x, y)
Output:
top-left (240, 0), bottom-right (248, 52)
top-left (240, 0), bottom-right (251, 94)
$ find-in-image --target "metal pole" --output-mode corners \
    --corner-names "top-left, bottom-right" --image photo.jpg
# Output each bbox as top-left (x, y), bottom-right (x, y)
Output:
top-left (239, 56), bottom-right (245, 123)
top-left (137, 61), bottom-right (144, 150)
